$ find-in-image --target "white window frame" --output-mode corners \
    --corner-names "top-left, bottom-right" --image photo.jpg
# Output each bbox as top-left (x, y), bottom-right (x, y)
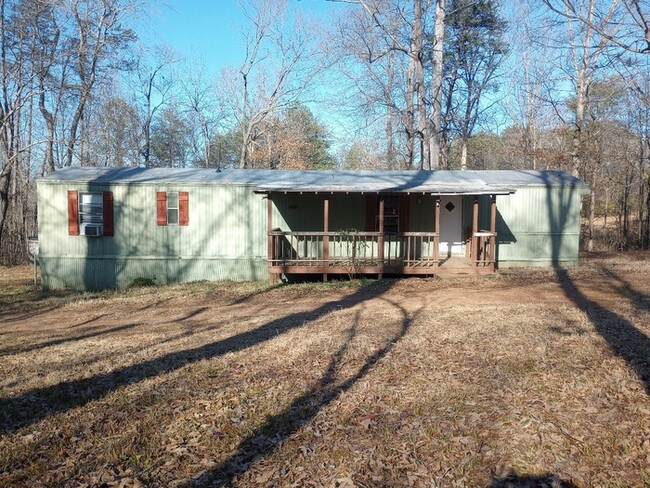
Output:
top-left (166, 191), bottom-right (179, 225)
top-left (78, 192), bottom-right (104, 237)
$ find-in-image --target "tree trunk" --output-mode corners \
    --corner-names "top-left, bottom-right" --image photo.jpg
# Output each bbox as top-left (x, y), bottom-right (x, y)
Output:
top-left (385, 50), bottom-right (394, 169)
top-left (587, 186), bottom-right (595, 251)
top-left (39, 90), bottom-right (56, 174)
top-left (646, 173), bottom-right (650, 250)
top-left (0, 161), bottom-right (12, 247)
top-left (603, 188), bottom-right (609, 235)
top-left (639, 129), bottom-right (646, 247)
top-left (142, 77), bottom-right (153, 166)
top-left (571, 84), bottom-right (584, 178)
top-left (429, 0), bottom-right (445, 170)
top-left (622, 169), bottom-right (630, 249)
top-left (239, 70), bottom-right (249, 168)
top-left (239, 124), bottom-right (249, 168)
top-left (413, 0), bottom-right (429, 169)
top-left (460, 137), bottom-right (468, 171)
top-left (405, 35), bottom-right (416, 169)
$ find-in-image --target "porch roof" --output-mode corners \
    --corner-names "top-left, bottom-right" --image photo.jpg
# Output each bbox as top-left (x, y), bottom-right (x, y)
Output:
top-left (254, 170), bottom-right (517, 195)
top-left (40, 167), bottom-right (587, 195)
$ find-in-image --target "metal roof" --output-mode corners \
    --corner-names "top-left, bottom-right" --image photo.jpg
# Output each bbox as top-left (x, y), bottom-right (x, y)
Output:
top-left (39, 167), bottom-right (588, 194)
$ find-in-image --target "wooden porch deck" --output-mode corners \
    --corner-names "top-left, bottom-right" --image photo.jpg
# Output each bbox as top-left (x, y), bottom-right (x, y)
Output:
top-left (265, 192), bottom-right (498, 282)
top-left (268, 256), bottom-right (494, 277)
top-left (267, 231), bottom-right (495, 279)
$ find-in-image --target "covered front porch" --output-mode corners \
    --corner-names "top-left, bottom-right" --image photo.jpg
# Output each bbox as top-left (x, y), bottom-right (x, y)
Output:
top-left (263, 191), bottom-right (505, 282)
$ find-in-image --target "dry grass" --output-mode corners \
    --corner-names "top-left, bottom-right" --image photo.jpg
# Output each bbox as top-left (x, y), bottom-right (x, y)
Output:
top-left (1, 255), bottom-right (650, 487)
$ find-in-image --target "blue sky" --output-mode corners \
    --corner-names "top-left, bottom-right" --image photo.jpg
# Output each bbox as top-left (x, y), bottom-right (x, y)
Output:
top-left (135, 0), bottom-right (343, 73)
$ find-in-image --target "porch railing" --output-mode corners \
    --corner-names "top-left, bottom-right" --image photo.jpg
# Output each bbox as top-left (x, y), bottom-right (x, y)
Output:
top-left (472, 231), bottom-right (496, 268)
top-left (269, 231), bottom-right (440, 268)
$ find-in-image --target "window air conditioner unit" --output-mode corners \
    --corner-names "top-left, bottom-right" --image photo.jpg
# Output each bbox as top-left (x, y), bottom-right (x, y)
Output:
top-left (80, 223), bottom-right (103, 237)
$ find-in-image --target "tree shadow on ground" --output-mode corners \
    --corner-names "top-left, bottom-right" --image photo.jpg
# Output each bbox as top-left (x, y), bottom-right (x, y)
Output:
top-left (0, 304), bottom-right (64, 323)
top-left (489, 472), bottom-right (578, 488)
top-left (0, 280), bottom-right (396, 435)
top-left (0, 322), bottom-right (143, 356)
top-left (228, 283), bottom-right (285, 306)
top-left (174, 307), bottom-right (210, 322)
top-left (136, 296), bottom-right (175, 311)
top-left (195, 297), bottom-right (419, 487)
top-left (597, 265), bottom-right (650, 312)
top-left (539, 171), bottom-right (650, 395)
top-left (555, 267), bottom-right (650, 394)
top-left (67, 313), bottom-right (109, 328)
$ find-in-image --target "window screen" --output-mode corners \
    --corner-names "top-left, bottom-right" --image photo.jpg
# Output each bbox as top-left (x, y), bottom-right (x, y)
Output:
top-left (167, 192), bottom-right (179, 225)
top-left (79, 193), bottom-right (103, 224)
top-left (377, 196), bottom-right (400, 233)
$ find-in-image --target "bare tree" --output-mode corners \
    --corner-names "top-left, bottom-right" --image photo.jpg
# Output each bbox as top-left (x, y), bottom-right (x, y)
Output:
top-left (63, 0), bottom-right (136, 167)
top-left (328, 0), bottom-right (440, 169)
top-left (0, 0), bottom-right (38, 252)
top-left (429, 0), bottom-right (446, 169)
top-left (542, 0), bottom-right (650, 55)
top-left (501, 2), bottom-right (558, 170)
top-left (134, 45), bottom-right (177, 167)
top-left (442, 0), bottom-right (507, 170)
top-left (178, 59), bottom-right (221, 168)
top-left (230, 0), bottom-right (321, 169)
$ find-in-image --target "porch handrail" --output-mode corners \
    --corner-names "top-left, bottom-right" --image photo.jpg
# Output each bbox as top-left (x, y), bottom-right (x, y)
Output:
top-left (268, 230), bottom-right (440, 268)
top-left (269, 231), bottom-right (439, 237)
top-left (472, 230), bottom-right (496, 267)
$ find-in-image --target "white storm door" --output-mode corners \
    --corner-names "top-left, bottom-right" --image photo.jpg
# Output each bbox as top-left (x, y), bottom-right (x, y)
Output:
top-left (439, 196), bottom-right (464, 257)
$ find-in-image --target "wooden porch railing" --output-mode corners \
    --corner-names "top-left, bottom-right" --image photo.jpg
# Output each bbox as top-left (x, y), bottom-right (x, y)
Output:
top-left (472, 231), bottom-right (496, 268)
top-left (268, 231), bottom-right (440, 270)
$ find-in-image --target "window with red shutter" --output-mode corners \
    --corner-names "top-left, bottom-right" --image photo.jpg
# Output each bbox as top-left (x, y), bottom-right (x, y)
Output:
top-left (179, 192), bottom-right (189, 226)
top-left (103, 191), bottom-right (114, 236)
top-left (157, 192), bottom-right (167, 226)
top-left (68, 191), bottom-right (79, 236)
top-left (157, 191), bottom-right (188, 226)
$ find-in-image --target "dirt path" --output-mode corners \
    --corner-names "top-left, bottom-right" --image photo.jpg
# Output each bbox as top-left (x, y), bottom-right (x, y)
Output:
top-left (1, 255), bottom-right (649, 487)
top-left (0, 257), bottom-right (645, 337)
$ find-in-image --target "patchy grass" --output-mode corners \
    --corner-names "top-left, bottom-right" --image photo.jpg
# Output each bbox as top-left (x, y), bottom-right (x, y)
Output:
top-left (1, 256), bottom-right (650, 487)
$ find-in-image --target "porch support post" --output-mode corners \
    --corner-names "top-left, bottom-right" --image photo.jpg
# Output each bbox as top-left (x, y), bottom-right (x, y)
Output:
top-left (490, 194), bottom-right (497, 270)
top-left (472, 196), bottom-right (479, 266)
top-left (434, 198), bottom-right (440, 264)
top-left (323, 197), bottom-right (329, 282)
top-left (267, 193), bottom-right (278, 284)
top-left (378, 195), bottom-right (385, 279)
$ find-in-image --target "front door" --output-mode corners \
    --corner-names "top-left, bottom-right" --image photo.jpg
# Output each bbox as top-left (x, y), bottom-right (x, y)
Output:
top-left (439, 196), bottom-right (463, 257)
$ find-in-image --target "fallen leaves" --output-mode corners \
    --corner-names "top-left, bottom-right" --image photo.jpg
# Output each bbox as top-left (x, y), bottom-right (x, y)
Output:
top-left (1, 261), bottom-right (650, 486)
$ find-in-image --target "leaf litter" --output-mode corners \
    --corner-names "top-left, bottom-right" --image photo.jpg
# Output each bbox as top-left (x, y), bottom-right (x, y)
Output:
top-left (0, 256), bottom-right (649, 486)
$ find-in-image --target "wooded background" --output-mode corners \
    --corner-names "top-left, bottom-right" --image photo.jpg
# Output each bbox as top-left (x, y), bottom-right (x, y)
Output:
top-left (1, 0), bottom-right (648, 264)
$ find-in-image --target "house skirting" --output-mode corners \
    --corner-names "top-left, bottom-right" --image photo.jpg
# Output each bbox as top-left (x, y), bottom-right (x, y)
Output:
top-left (39, 256), bottom-right (269, 291)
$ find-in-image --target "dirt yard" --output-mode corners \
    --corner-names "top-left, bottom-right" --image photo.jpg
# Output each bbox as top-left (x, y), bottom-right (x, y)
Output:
top-left (1, 254), bottom-right (650, 487)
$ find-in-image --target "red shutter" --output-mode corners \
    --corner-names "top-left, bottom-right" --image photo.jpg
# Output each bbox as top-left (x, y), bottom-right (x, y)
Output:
top-left (365, 194), bottom-right (377, 231)
top-left (399, 194), bottom-right (410, 232)
top-left (68, 190), bottom-right (79, 236)
top-left (179, 191), bottom-right (189, 226)
top-left (157, 192), bottom-right (167, 226)
top-left (103, 191), bottom-right (114, 236)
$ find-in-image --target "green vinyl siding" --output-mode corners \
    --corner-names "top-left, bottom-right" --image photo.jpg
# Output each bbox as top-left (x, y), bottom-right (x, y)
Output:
top-left (494, 186), bottom-right (584, 266)
top-left (272, 193), bottom-right (365, 232)
top-left (38, 181), bottom-right (271, 290)
top-left (37, 178), bottom-right (587, 290)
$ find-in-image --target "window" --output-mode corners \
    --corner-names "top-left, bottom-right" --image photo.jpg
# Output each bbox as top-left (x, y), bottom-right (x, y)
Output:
top-left (380, 196), bottom-right (400, 233)
top-left (157, 191), bottom-right (189, 226)
top-left (68, 190), bottom-right (113, 237)
top-left (365, 195), bottom-right (409, 233)
top-left (80, 193), bottom-right (103, 224)
top-left (166, 192), bottom-right (179, 225)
